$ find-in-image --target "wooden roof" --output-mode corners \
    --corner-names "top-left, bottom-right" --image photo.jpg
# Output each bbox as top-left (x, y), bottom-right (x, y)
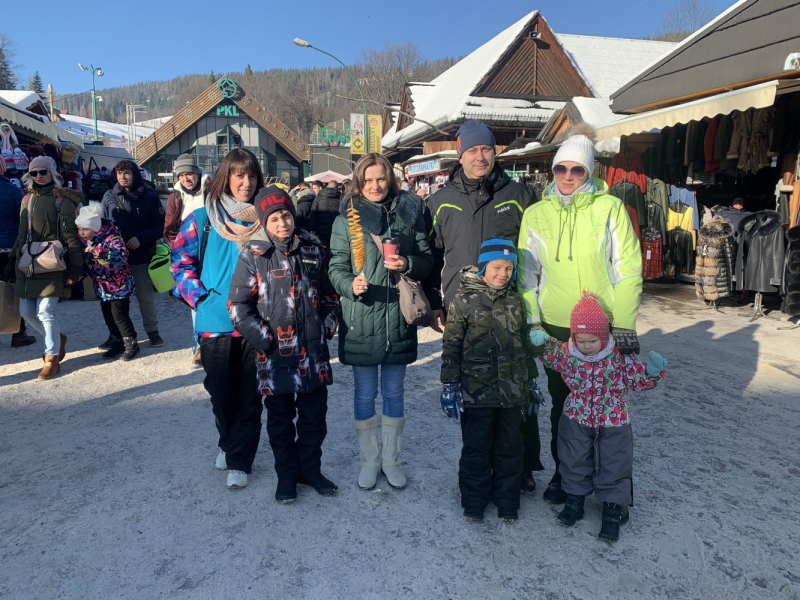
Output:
top-left (135, 78), bottom-right (309, 165)
top-left (473, 14), bottom-right (593, 101)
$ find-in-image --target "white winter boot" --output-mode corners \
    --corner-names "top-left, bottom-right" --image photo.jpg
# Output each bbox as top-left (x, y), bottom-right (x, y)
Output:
top-left (380, 415), bottom-right (407, 489)
top-left (353, 415), bottom-right (381, 490)
top-left (215, 450), bottom-right (227, 470)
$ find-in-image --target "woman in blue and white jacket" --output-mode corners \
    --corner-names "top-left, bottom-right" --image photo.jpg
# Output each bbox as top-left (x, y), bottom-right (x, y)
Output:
top-left (171, 148), bottom-right (265, 490)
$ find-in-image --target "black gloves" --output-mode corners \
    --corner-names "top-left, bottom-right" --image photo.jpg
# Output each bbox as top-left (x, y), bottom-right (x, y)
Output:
top-left (612, 327), bottom-right (640, 355)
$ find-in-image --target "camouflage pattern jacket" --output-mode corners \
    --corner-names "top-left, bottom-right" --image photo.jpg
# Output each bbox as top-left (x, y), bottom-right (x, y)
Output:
top-left (441, 266), bottom-right (538, 408)
top-left (228, 229), bottom-right (339, 396)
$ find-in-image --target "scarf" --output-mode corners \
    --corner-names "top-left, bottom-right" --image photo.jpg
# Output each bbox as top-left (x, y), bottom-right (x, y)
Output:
top-left (568, 335), bottom-right (616, 363)
top-left (266, 229), bottom-right (296, 254)
top-left (206, 192), bottom-right (260, 242)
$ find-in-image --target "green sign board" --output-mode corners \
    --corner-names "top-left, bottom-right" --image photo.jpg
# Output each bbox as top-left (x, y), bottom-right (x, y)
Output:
top-left (216, 78), bottom-right (237, 99)
top-left (216, 105), bottom-right (240, 117)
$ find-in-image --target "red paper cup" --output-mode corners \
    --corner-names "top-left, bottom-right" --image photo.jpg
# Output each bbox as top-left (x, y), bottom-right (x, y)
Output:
top-left (382, 237), bottom-right (400, 258)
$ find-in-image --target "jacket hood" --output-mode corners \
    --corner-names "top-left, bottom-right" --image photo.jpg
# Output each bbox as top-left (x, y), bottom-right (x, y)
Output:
top-left (736, 210), bottom-right (783, 237)
top-left (28, 185), bottom-right (83, 205)
top-left (87, 221), bottom-right (117, 243)
top-left (295, 188), bottom-right (315, 203)
top-left (542, 177), bottom-right (610, 210)
top-left (699, 217), bottom-right (734, 240)
top-left (788, 226), bottom-right (800, 243)
top-left (174, 173), bottom-right (210, 196)
top-left (448, 163), bottom-right (510, 196)
top-left (458, 265), bottom-right (510, 296)
top-left (113, 181), bottom-right (159, 201)
top-left (319, 187), bottom-right (341, 200)
top-left (338, 189), bottom-right (421, 234)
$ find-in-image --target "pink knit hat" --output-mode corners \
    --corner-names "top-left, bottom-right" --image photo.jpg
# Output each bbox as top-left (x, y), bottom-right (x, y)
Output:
top-left (570, 291), bottom-right (609, 344)
top-left (28, 156), bottom-right (57, 173)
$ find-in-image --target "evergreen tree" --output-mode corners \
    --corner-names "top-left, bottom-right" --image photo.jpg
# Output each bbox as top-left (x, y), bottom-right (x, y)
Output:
top-left (208, 70), bottom-right (216, 85)
top-left (0, 46), bottom-right (15, 90)
top-left (243, 64), bottom-right (254, 85)
top-left (29, 71), bottom-right (43, 94)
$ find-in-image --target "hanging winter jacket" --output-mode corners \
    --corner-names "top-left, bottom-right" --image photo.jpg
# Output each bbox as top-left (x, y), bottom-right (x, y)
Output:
top-left (781, 226), bottom-right (800, 317)
top-left (734, 210), bottom-right (785, 293)
top-left (609, 180), bottom-right (647, 228)
top-left (695, 217), bottom-right (735, 301)
top-left (228, 229), bottom-right (339, 396)
top-left (607, 147), bottom-right (647, 194)
top-left (440, 266), bottom-right (537, 408)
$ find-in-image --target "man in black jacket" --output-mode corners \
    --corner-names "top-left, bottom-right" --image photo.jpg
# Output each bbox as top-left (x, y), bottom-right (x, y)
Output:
top-left (291, 182), bottom-right (316, 232)
top-left (422, 120), bottom-right (541, 492)
top-left (101, 160), bottom-right (166, 347)
top-left (309, 181), bottom-right (341, 249)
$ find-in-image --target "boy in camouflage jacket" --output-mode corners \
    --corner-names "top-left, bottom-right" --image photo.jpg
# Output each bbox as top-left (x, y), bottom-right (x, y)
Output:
top-left (440, 238), bottom-right (540, 523)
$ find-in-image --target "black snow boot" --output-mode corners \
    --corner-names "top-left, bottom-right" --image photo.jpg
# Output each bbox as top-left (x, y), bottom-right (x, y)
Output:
top-left (97, 334), bottom-right (120, 350)
top-left (122, 337), bottom-right (140, 361)
top-left (543, 472), bottom-right (567, 504)
top-left (298, 472), bottom-right (338, 496)
top-left (11, 330), bottom-right (36, 348)
top-left (275, 479), bottom-right (297, 504)
top-left (147, 331), bottom-right (164, 347)
top-left (101, 340), bottom-right (125, 359)
top-left (598, 502), bottom-right (629, 543)
top-left (463, 506), bottom-right (484, 522)
top-left (497, 507), bottom-right (519, 523)
top-left (557, 494), bottom-right (585, 527)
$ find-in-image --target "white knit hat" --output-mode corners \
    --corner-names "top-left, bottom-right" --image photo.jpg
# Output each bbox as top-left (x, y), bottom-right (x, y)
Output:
top-left (552, 123), bottom-right (597, 175)
top-left (75, 202), bottom-right (103, 232)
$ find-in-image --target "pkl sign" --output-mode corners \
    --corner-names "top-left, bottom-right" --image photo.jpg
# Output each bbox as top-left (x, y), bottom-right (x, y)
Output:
top-left (406, 158), bottom-right (440, 176)
top-left (216, 105), bottom-right (240, 117)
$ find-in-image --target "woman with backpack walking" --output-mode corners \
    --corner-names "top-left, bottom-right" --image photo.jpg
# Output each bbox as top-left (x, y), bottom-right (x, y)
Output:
top-left (3, 156), bottom-right (82, 380)
top-left (171, 148), bottom-right (266, 490)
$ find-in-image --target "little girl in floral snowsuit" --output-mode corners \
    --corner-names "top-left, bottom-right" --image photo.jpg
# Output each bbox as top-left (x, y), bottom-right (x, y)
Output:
top-left (529, 291), bottom-right (666, 542)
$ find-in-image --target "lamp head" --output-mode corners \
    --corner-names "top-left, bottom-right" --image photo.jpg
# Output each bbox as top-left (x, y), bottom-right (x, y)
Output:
top-left (293, 38), bottom-right (310, 48)
top-left (96, 69), bottom-right (104, 76)
top-left (78, 63), bottom-right (86, 71)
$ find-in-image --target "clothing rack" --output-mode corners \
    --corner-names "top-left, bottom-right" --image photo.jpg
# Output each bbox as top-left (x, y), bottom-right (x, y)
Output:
top-left (739, 292), bottom-right (780, 323)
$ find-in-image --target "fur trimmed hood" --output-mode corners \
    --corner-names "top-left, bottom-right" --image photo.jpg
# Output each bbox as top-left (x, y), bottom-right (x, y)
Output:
top-left (737, 210), bottom-right (783, 238)
top-left (699, 217), bottom-right (734, 240)
top-left (338, 190), bottom-right (421, 234)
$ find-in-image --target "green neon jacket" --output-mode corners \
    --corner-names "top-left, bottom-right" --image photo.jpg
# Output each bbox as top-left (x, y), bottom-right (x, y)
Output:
top-left (516, 178), bottom-right (642, 330)
top-left (422, 164), bottom-right (533, 313)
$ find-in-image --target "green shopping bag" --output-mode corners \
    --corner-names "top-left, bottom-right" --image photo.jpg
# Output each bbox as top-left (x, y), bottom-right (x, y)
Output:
top-left (148, 243), bottom-right (175, 294)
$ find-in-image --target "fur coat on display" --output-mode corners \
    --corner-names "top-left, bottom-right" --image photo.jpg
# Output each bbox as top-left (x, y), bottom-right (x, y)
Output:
top-left (782, 226), bottom-right (800, 317)
top-left (695, 217), bottom-right (735, 301)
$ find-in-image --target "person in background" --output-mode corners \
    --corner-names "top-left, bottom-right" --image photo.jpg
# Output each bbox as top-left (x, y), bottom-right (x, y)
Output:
top-left (171, 148), bottom-right (265, 490)
top-left (101, 160), bottom-right (166, 348)
top-left (0, 169), bottom-right (35, 347)
top-left (3, 157), bottom-right (82, 379)
top-left (422, 119), bottom-right (539, 493)
top-left (310, 181), bottom-right (323, 197)
top-left (290, 181), bottom-right (316, 232)
top-left (328, 153), bottom-right (433, 491)
top-left (164, 154), bottom-right (210, 366)
top-left (716, 195), bottom-right (752, 241)
top-left (440, 238), bottom-right (541, 523)
top-left (229, 187), bottom-right (339, 503)
top-left (517, 125), bottom-right (643, 505)
top-left (75, 203), bottom-right (139, 361)
top-left (309, 180), bottom-right (342, 249)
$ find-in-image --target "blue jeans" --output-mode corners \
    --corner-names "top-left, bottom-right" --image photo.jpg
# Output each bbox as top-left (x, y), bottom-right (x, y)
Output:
top-left (19, 297), bottom-right (60, 355)
top-left (352, 363), bottom-right (407, 420)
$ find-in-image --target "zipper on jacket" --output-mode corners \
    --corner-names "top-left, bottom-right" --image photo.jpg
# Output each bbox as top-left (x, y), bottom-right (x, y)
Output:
top-left (385, 210), bottom-right (391, 353)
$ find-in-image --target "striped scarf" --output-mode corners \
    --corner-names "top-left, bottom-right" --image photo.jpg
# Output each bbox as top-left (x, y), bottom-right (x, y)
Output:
top-left (206, 192), bottom-right (260, 243)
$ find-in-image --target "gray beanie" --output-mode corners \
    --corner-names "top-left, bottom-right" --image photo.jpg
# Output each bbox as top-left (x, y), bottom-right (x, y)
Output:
top-left (174, 154), bottom-right (201, 177)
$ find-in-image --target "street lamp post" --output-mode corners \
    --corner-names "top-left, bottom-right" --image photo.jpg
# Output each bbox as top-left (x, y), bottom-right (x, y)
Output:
top-left (293, 38), bottom-right (369, 153)
top-left (78, 63), bottom-right (104, 141)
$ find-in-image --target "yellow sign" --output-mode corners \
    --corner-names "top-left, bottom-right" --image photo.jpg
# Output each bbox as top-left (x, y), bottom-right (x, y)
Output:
top-left (367, 115), bottom-right (382, 154)
top-left (350, 113), bottom-right (365, 155)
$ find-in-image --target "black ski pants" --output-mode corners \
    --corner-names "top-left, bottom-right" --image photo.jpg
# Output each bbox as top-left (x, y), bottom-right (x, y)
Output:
top-left (199, 336), bottom-right (262, 474)
top-left (459, 406), bottom-right (524, 511)
top-left (264, 386), bottom-right (328, 483)
top-left (100, 297), bottom-right (137, 339)
top-left (542, 323), bottom-right (572, 483)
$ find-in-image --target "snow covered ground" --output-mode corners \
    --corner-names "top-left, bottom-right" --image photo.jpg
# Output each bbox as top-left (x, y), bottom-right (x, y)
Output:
top-left (1, 284), bottom-right (799, 599)
top-left (55, 114), bottom-right (154, 145)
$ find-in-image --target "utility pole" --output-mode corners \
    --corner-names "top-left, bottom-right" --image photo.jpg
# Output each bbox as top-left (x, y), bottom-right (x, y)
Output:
top-left (46, 84), bottom-right (57, 122)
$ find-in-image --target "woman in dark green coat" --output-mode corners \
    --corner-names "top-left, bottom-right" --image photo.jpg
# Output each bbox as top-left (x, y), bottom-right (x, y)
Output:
top-left (328, 153), bottom-right (433, 491)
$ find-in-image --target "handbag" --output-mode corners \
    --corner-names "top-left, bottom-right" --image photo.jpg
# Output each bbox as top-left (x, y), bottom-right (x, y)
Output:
top-left (148, 243), bottom-right (175, 294)
top-left (368, 233), bottom-right (432, 327)
top-left (17, 195), bottom-right (68, 276)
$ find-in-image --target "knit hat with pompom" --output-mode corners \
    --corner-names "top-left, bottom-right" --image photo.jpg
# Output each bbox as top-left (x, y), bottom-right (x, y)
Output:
top-left (570, 290), bottom-right (609, 344)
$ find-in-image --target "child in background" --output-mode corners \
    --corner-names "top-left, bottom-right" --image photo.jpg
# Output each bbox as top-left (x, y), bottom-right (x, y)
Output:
top-left (440, 238), bottom-right (543, 523)
top-left (228, 186), bottom-right (339, 504)
top-left (75, 202), bottom-right (139, 361)
top-left (530, 291), bottom-right (666, 542)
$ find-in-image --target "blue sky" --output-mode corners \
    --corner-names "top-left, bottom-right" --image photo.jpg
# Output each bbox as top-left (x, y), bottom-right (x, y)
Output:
top-left (7, 0), bottom-right (730, 94)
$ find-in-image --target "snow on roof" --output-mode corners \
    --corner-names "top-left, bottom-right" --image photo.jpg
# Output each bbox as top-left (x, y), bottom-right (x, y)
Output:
top-left (500, 141), bottom-right (542, 158)
top-left (382, 11), bottom-right (677, 151)
top-left (571, 97), bottom-right (621, 128)
top-left (0, 90), bottom-right (43, 112)
top-left (136, 116), bottom-right (173, 129)
top-left (556, 35), bottom-right (677, 99)
top-left (401, 150), bottom-right (458, 166)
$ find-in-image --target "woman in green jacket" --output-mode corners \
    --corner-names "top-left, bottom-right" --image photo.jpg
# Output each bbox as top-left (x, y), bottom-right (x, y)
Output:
top-left (4, 156), bottom-right (83, 380)
top-left (328, 153), bottom-right (433, 490)
top-left (516, 125), bottom-right (643, 504)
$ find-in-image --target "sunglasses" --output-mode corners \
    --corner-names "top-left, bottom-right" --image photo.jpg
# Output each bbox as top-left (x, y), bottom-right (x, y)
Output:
top-left (553, 165), bottom-right (586, 178)
top-left (30, 170), bottom-right (50, 177)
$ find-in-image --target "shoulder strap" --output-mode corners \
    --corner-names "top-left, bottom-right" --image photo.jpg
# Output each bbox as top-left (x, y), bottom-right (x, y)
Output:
top-left (368, 232), bottom-right (400, 284)
top-left (198, 220), bottom-right (211, 277)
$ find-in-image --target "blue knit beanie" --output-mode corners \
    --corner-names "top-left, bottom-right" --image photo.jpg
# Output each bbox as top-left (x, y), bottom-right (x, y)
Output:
top-left (456, 120), bottom-right (496, 157)
top-left (476, 237), bottom-right (517, 280)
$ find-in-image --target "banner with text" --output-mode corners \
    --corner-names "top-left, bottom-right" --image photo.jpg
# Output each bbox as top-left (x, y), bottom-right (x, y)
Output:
top-left (350, 114), bottom-right (366, 155)
top-left (368, 115), bottom-right (382, 154)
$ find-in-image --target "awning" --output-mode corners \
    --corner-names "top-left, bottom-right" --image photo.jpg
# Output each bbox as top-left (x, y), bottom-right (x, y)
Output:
top-left (0, 98), bottom-right (84, 147)
top-left (596, 80), bottom-right (781, 140)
